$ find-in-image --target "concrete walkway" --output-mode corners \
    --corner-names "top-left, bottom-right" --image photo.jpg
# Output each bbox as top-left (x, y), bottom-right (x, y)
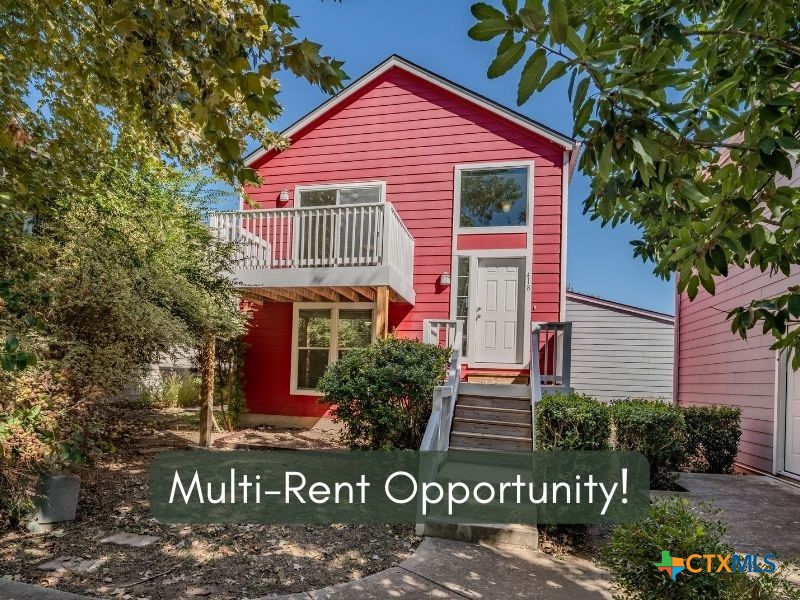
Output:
top-left (0, 538), bottom-right (612, 600)
top-left (277, 538), bottom-right (612, 599)
top-left (677, 473), bottom-right (800, 560)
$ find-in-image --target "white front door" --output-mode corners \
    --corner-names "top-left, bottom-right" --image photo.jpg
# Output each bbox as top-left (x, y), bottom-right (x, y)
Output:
top-left (474, 258), bottom-right (524, 364)
top-left (785, 365), bottom-right (800, 475)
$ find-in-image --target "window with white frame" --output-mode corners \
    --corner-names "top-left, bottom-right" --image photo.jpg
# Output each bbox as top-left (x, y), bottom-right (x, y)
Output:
top-left (296, 183), bottom-right (384, 264)
top-left (458, 166), bottom-right (529, 228)
top-left (293, 305), bottom-right (375, 392)
top-left (298, 183), bottom-right (383, 207)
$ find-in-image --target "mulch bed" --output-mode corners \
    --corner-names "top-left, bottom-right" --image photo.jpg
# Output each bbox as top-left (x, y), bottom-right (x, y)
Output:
top-left (0, 410), bottom-right (419, 600)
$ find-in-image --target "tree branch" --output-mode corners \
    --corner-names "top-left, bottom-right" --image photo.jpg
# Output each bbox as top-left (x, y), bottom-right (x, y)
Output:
top-left (681, 28), bottom-right (800, 56)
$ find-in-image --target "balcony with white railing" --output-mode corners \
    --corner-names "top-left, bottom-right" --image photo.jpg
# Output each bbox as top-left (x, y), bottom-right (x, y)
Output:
top-left (210, 202), bottom-right (415, 303)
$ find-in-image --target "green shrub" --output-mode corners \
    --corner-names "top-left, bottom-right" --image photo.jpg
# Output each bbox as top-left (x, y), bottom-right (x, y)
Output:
top-left (612, 400), bottom-right (687, 490)
top-left (682, 405), bottom-right (741, 474)
top-left (318, 337), bottom-right (450, 449)
top-left (535, 392), bottom-right (610, 450)
top-left (603, 496), bottom-right (800, 599)
top-left (138, 372), bottom-right (200, 408)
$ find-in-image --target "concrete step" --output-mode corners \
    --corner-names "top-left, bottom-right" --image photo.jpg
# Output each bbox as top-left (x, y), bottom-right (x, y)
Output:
top-left (454, 405), bottom-right (531, 424)
top-left (450, 431), bottom-right (532, 452)
top-left (457, 396), bottom-right (531, 411)
top-left (458, 382), bottom-right (530, 399)
top-left (452, 418), bottom-right (532, 437)
top-left (422, 519), bottom-right (538, 548)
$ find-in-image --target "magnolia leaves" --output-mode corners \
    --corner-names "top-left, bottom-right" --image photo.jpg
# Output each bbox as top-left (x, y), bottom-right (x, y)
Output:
top-left (468, 0), bottom-right (800, 359)
top-left (470, 0), bottom-right (574, 106)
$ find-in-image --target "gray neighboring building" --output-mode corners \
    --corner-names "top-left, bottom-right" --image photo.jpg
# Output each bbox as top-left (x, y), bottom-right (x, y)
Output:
top-left (565, 291), bottom-right (674, 402)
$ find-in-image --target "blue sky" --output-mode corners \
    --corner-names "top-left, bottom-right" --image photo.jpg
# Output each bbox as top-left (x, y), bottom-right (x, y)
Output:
top-left (247, 0), bottom-right (674, 314)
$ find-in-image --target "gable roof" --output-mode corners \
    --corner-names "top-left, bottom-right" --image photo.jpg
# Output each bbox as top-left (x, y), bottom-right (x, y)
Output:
top-left (245, 54), bottom-right (576, 167)
top-left (566, 291), bottom-right (674, 325)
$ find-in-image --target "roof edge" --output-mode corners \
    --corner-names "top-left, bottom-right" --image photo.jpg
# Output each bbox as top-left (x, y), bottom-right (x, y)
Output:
top-left (566, 291), bottom-right (674, 324)
top-left (244, 54), bottom-right (576, 167)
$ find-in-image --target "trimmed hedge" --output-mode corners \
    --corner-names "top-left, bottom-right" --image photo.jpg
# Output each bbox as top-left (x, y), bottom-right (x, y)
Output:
top-left (602, 496), bottom-right (798, 599)
top-left (612, 400), bottom-right (687, 490)
top-left (682, 405), bottom-right (742, 474)
top-left (317, 337), bottom-right (450, 450)
top-left (535, 392), bottom-right (611, 450)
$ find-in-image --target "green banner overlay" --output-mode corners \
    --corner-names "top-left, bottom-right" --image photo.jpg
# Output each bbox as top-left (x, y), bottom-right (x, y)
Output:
top-left (150, 450), bottom-right (650, 524)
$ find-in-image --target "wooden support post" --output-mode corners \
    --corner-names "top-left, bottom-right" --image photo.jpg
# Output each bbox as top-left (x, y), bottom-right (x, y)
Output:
top-left (376, 285), bottom-right (390, 338)
top-left (198, 335), bottom-right (216, 448)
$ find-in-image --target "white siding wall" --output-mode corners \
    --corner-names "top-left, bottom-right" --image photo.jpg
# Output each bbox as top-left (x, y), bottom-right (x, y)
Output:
top-left (566, 296), bottom-right (674, 402)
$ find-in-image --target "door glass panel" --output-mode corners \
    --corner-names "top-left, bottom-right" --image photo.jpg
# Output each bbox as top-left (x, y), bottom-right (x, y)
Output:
top-left (297, 309), bottom-right (331, 390)
top-left (459, 167), bottom-right (528, 228)
top-left (456, 257), bottom-right (470, 356)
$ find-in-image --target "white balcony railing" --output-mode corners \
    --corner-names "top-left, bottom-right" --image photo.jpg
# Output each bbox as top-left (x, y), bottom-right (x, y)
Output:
top-left (210, 202), bottom-right (415, 301)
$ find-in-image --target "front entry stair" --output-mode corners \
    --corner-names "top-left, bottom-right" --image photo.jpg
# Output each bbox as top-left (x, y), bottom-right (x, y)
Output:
top-left (420, 382), bottom-right (538, 548)
top-left (449, 383), bottom-right (533, 452)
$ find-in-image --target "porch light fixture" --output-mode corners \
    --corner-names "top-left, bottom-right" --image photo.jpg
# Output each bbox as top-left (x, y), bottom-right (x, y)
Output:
top-left (500, 199), bottom-right (513, 213)
top-left (439, 272), bottom-right (451, 286)
top-left (278, 189), bottom-right (290, 204)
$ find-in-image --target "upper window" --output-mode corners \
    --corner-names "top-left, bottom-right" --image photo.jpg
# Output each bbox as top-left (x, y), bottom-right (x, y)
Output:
top-left (458, 167), bottom-right (529, 228)
top-left (299, 183), bottom-right (383, 207)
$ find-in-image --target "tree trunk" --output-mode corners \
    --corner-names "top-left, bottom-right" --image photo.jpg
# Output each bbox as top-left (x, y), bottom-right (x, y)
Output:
top-left (198, 335), bottom-right (216, 448)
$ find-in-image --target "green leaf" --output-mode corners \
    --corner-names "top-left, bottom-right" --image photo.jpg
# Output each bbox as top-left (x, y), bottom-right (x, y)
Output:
top-left (549, 0), bottom-right (568, 44)
top-left (708, 74), bottom-right (741, 99)
top-left (710, 246), bottom-right (728, 276)
top-left (502, 0), bottom-right (518, 13)
top-left (488, 41), bottom-right (527, 78)
top-left (519, 7), bottom-right (546, 30)
top-left (516, 49), bottom-right (547, 104)
top-left (572, 77), bottom-right (590, 115)
top-left (598, 140), bottom-right (613, 181)
top-left (631, 136), bottom-right (660, 167)
top-left (538, 60), bottom-right (567, 91)
top-left (789, 295), bottom-right (800, 318)
top-left (565, 27), bottom-right (585, 55)
top-left (777, 136), bottom-right (800, 155)
top-left (5, 336), bottom-right (19, 353)
top-left (574, 98), bottom-right (594, 131)
top-left (758, 137), bottom-right (776, 154)
top-left (468, 19), bottom-right (511, 41)
top-left (471, 2), bottom-right (505, 20)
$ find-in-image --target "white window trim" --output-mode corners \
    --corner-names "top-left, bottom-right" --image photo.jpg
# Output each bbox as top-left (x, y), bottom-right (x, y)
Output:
top-left (453, 161), bottom-right (534, 235)
top-left (294, 180), bottom-right (387, 206)
top-left (449, 161), bottom-right (535, 369)
top-left (290, 302), bottom-right (376, 396)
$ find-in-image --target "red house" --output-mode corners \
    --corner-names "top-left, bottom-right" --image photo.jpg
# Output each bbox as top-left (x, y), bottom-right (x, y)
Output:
top-left (213, 56), bottom-right (577, 428)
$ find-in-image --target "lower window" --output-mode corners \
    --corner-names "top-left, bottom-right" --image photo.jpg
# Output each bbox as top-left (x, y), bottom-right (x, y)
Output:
top-left (293, 304), bottom-right (375, 392)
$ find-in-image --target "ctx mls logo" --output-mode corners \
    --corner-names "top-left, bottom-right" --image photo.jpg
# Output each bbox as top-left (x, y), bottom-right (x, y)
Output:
top-left (655, 551), bottom-right (777, 580)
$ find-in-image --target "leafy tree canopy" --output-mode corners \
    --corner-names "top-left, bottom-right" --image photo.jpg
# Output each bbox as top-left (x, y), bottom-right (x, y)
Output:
top-left (469, 0), bottom-right (800, 362)
top-left (0, 0), bottom-right (346, 189)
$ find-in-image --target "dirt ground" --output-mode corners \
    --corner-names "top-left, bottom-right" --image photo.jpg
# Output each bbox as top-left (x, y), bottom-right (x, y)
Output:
top-left (0, 409), bottom-right (419, 600)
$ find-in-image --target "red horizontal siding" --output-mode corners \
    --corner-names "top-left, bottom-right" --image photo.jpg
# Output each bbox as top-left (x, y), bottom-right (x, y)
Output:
top-left (243, 65), bottom-right (565, 417)
top-left (457, 233), bottom-right (527, 250)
